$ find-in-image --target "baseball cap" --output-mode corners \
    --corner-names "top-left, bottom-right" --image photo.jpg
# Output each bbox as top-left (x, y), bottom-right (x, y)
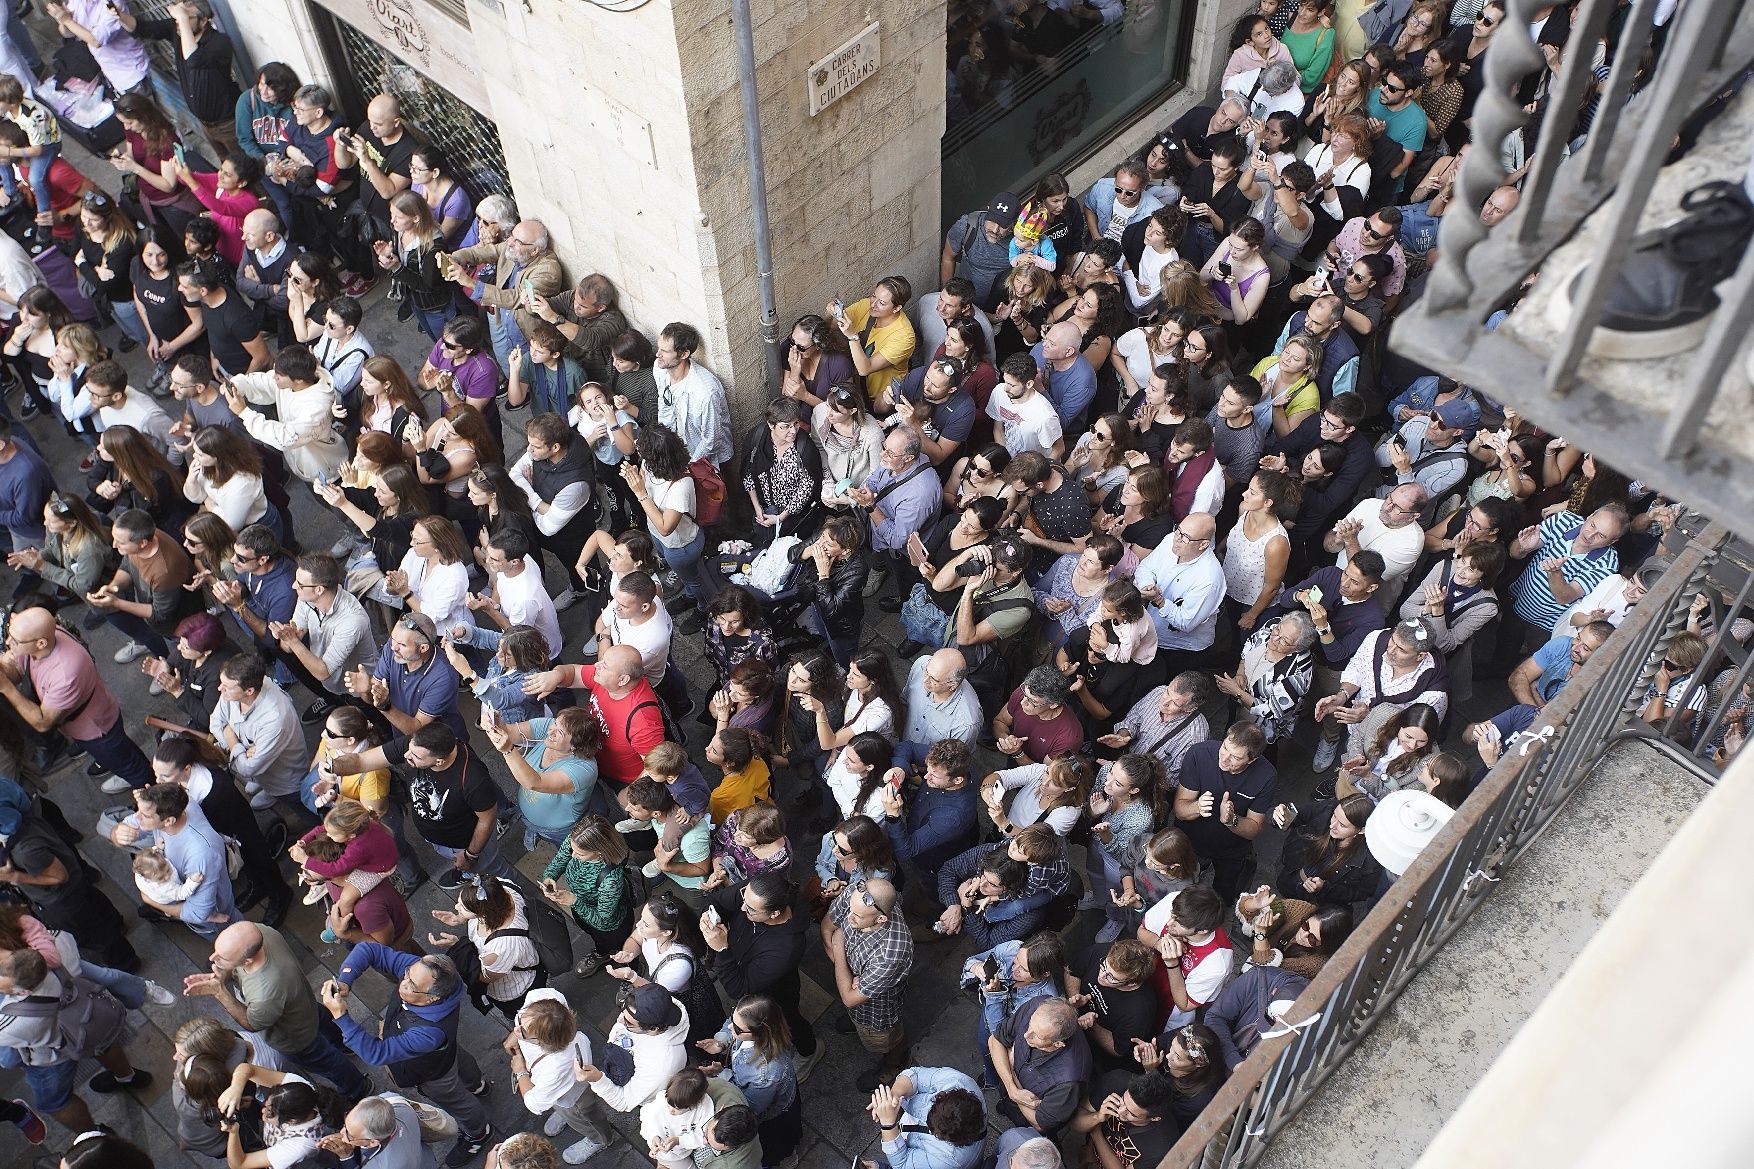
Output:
top-left (1431, 399), bottom-right (1480, 433)
top-left (988, 191), bottom-right (1020, 231)
top-left (627, 983), bottom-right (682, 1030)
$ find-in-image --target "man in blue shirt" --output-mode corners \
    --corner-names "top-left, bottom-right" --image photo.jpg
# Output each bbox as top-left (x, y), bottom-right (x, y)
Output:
top-left (129, 782), bottom-right (237, 937)
top-left (853, 426), bottom-right (942, 605)
top-left (879, 738), bottom-right (980, 901)
top-left (1365, 61), bottom-right (1428, 194)
top-left (348, 612), bottom-right (466, 739)
top-left (870, 1065), bottom-right (987, 1169)
top-left (212, 523), bottom-right (296, 662)
top-left (887, 356), bottom-right (977, 466)
top-left (1507, 620), bottom-right (1614, 712)
top-left (1031, 322), bottom-right (1098, 432)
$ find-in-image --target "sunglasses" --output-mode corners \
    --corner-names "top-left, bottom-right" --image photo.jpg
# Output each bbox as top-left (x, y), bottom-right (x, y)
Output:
top-left (82, 191), bottom-right (113, 209)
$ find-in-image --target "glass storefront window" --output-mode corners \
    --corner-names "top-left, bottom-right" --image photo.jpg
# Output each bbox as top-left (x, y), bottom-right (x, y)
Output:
top-left (943, 0), bottom-right (1194, 225)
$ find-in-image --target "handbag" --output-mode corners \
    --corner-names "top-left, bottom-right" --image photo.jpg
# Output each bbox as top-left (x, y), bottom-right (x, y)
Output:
top-left (688, 458), bottom-right (727, 526)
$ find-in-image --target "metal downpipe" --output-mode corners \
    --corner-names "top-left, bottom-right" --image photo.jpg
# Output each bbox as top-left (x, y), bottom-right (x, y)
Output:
top-left (729, 0), bottom-right (783, 394)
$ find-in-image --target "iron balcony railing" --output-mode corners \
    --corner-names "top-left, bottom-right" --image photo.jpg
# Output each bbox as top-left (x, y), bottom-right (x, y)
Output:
top-left (1160, 521), bottom-right (1737, 1168)
top-left (1390, 0), bottom-right (1754, 536)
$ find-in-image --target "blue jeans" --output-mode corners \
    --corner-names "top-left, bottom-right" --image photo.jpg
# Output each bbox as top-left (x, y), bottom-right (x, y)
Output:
top-left (102, 609), bottom-right (169, 658)
top-left (284, 1012), bottom-right (371, 1100)
top-left (110, 297), bottom-right (149, 346)
top-left (429, 836), bottom-right (515, 883)
top-left (0, 144), bottom-right (59, 217)
top-left (79, 960), bottom-right (149, 1008)
top-left (75, 715), bottom-right (153, 790)
top-left (657, 528), bottom-right (718, 604)
top-left (412, 300), bottom-right (459, 343)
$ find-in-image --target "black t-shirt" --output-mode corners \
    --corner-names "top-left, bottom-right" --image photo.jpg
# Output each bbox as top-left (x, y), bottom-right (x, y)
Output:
top-left (1170, 106), bottom-right (1239, 161)
top-left (1092, 1069), bottom-right (1183, 1169)
top-left (385, 739), bottom-right (500, 848)
top-left (133, 260), bottom-right (206, 355)
top-left (1026, 472), bottom-right (1093, 571)
top-left (5, 815), bottom-right (83, 916)
top-left (1182, 166), bottom-right (1252, 236)
top-left (368, 513), bottom-right (417, 580)
top-left (1075, 948), bottom-right (1164, 1069)
top-left (201, 290), bottom-right (263, 377)
top-left (351, 130), bottom-right (419, 221)
top-left (1176, 740), bottom-right (1277, 861)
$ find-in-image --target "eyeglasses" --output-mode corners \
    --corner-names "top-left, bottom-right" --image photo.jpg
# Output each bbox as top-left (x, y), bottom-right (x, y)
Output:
top-left (1115, 186), bottom-right (1143, 199)
top-left (82, 191), bottom-right (112, 209)
top-left (1173, 527), bottom-right (1210, 543)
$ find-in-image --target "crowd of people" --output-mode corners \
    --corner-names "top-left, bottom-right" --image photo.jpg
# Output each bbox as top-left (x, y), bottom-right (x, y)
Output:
top-left (0, 4), bottom-right (1739, 1169)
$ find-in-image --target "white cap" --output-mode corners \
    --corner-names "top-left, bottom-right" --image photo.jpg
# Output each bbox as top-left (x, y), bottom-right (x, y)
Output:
top-left (1365, 790), bottom-right (1454, 876)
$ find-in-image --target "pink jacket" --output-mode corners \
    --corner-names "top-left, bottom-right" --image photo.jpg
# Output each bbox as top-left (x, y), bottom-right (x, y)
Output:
top-left (299, 820), bottom-right (397, 881)
top-left (186, 171), bottom-right (261, 268)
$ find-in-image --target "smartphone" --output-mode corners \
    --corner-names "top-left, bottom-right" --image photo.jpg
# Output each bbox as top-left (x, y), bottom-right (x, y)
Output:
top-left (834, 476), bottom-right (853, 494)
top-left (887, 769), bottom-right (904, 793)
top-left (1390, 432), bottom-right (1406, 448)
top-left (830, 298), bottom-right (845, 318)
top-left (702, 905), bottom-right (721, 928)
top-left (981, 956), bottom-right (1000, 982)
top-left (1306, 585), bottom-right (1323, 606)
top-left (173, 143), bottom-right (186, 167)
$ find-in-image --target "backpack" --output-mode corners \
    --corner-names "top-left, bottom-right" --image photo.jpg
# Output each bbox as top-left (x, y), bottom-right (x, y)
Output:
top-left (964, 596), bottom-right (1039, 712)
top-left (628, 697), bottom-right (687, 751)
top-left (0, 970), bottom-right (125, 1059)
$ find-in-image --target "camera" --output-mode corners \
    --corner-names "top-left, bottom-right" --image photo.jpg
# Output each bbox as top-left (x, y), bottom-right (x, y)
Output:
top-left (954, 556), bottom-right (988, 577)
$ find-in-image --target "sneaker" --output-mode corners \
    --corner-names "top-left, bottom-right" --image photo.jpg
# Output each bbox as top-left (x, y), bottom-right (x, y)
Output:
top-left (100, 775), bottom-right (132, 794)
top-left (794, 1044), bottom-right (825, 1085)
top-left (613, 817), bottom-right (644, 832)
top-left (147, 678), bottom-right (165, 696)
top-left (580, 635), bottom-right (599, 658)
top-left (436, 868), bottom-right (465, 890)
top-left (78, 452), bottom-right (96, 473)
top-left (320, 926), bottom-right (339, 944)
top-left (248, 789), bottom-right (275, 809)
top-left (1311, 736), bottom-right (1340, 773)
top-left (552, 587), bottom-right (580, 612)
top-left (117, 333), bottom-right (138, 353)
top-left (468, 1076), bottom-right (490, 1097)
top-left (562, 1135), bottom-right (608, 1165)
top-left (446, 1126), bottom-right (492, 1168)
top-left (342, 273), bottom-right (378, 298)
top-left (390, 870), bottom-right (428, 896)
top-left (675, 610), bottom-right (706, 636)
top-left (87, 1068), bottom-right (152, 1093)
top-left (641, 859), bottom-right (661, 879)
top-left (18, 396), bottom-right (38, 420)
top-left (301, 699), bottom-right (334, 726)
top-left (1094, 920), bottom-right (1123, 943)
top-left (302, 884), bottom-right (329, 906)
top-left (861, 567), bottom-right (888, 597)
top-left (896, 640), bottom-right (925, 658)
top-left (143, 980), bottom-right (175, 1006)
top-left (544, 1111), bottom-right (569, 1138)
top-left (112, 640), bottom-right (149, 664)
top-left (1552, 179), bottom-right (1754, 359)
top-left (7, 1098), bottom-right (44, 1144)
top-left (85, 761), bottom-right (110, 778)
top-left (136, 904), bottom-right (173, 923)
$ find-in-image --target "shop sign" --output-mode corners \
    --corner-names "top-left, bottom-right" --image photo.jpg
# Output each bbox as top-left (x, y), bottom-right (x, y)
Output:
top-left (807, 22), bottom-right (880, 116)
top-left (310, 0), bottom-right (491, 109)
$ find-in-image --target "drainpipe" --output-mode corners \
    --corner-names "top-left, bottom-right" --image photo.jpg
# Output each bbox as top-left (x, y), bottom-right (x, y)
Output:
top-left (728, 0), bottom-right (784, 393)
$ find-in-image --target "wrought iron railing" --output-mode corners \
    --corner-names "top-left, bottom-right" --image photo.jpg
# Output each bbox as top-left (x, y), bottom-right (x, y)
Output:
top-left (1160, 521), bottom-right (1733, 1168)
top-left (1390, 0), bottom-right (1754, 529)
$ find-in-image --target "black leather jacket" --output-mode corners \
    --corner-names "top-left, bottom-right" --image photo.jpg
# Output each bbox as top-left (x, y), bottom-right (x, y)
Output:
top-left (790, 546), bottom-right (869, 640)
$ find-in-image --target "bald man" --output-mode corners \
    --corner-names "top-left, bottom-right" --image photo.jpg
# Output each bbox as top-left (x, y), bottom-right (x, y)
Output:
top-left (334, 94), bottom-right (415, 219)
top-left (184, 921), bottom-right (371, 1099)
top-left (0, 606), bottom-right (152, 790)
top-left (1135, 511), bottom-right (1227, 674)
top-left (448, 217), bottom-right (567, 376)
top-left (526, 643), bottom-right (666, 788)
top-left (236, 206), bottom-right (303, 343)
top-left (1031, 320), bottom-right (1098, 431)
top-left (903, 648), bottom-right (981, 746)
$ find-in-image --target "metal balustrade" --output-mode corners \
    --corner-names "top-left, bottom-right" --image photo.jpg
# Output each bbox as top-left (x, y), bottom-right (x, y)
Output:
top-left (1390, 0), bottom-right (1754, 536)
top-left (1159, 522), bottom-right (1733, 1169)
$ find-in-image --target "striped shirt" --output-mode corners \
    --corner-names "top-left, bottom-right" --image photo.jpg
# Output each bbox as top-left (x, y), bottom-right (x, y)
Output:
top-left (1512, 512), bottom-right (1620, 629)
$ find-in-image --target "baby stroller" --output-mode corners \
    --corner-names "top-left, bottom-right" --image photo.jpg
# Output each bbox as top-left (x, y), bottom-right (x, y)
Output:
top-left (713, 537), bottom-right (825, 662)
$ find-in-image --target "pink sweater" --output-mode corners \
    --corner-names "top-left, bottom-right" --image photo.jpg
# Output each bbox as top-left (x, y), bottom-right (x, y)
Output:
top-left (19, 914), bottom-right (59, 968)
top-left (186, 171), bottom-right (261, 268)
top-left (299, 821), bottom-right (398, 882)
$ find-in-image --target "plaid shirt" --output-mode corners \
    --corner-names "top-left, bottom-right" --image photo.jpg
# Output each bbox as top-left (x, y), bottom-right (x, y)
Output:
top-left (842, 917), bottom-right (914, 1031)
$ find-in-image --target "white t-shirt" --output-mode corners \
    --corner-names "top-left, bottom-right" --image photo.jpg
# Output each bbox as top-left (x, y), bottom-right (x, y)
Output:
top-left (607, 606), bottom-right (673, 685)
top-left (992, 763), bottom-right (1081, 836)
top-left (399, 553), bottom-right (475, 633)
top-left (1552, 573), bottom-right (1633, 634)
top-left (517, 988), bottom-right (593, 1113)
top-left (1333, 498), bottom-right (1424, 593)
top-left (1126, 245), bottom-right (1178, 311)
top-left (844, 690), bottom-right (895, 739)
top-left (987, 388), bottom-right (1063, 457)
top-left (496, 561), bottom-right (563, 657)
top-left (644, 472), bottom-right (700, 549)
top-left (260, 1072), bottom-right (324, 1169)
top-left (641, 939), bottom-right (697, 992)
top-left (470, 890), bottom-right (539, 1004)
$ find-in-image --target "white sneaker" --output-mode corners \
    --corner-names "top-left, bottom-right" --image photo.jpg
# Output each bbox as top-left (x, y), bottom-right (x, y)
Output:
top-left (249, 790), bottom-right (275, 809)
top-left (143, 981), bottom-right (175, 1006)
top-left (552, 588), bottom-right (580, 612)
top-left (243, 780), bottom-right (262, 795)
top-left (99, 775), bottom-right (132, 794)
top-left (543, 1111), bottom-right (568, 1138)
top-left (563, 1136), bottom-right (608, 1165)
top-left (302, 884), bottom-right (329, 906)
top-left (1311, 737), bottom-right (1340, 773)
top-left (147, 679), bottom-right (165, 696)
top-left (642, 859), bottom-right (661, 879)
top-left (613, 817), bottom-right (644, 833)
top-left (112, 641), bottom-right (149, 664)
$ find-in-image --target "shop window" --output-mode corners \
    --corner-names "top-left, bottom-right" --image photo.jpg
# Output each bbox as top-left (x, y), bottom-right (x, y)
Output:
top-left (943, 0), bottom-right (1195, 225)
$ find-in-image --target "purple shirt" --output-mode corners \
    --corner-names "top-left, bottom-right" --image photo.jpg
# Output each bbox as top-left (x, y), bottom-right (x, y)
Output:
top-left (67, 0), bottom-right (150, 91)
top-left (425, 339), bottom-right (501, 409)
